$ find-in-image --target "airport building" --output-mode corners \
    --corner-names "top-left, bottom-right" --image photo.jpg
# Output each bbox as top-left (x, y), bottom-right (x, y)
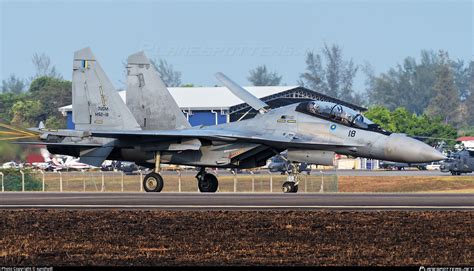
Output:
top-left (457, 136), bottom-right (474, 150)
top-left (59, 85), bottom-right (366, 129)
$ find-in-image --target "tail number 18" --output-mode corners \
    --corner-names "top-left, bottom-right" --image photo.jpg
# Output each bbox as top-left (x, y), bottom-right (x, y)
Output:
top-left (348, 130), bottom-right (356, 137)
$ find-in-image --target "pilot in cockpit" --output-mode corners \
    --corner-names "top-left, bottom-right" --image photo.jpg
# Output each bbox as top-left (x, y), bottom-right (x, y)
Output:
top-left (297, 100), bottom-right (392, 135)
top-left (341, 112), bottom-right (353, 124)
top-left (307, 102), bottom-right (320, 114)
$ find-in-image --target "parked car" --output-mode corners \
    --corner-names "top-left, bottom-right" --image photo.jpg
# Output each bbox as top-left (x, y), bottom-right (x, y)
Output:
top-left (379, 161), bottom-right (428, 170)
top-left (426, 162), bottom-right (441, 171)
top-left (2, 161), bottom-right (20, 169)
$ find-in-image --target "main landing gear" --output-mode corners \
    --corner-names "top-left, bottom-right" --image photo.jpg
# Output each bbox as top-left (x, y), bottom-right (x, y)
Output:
top-left (143, 169), bottom-right (219, 193)
top-left (141, 151), bottom-right (219, 193)
top-left (143, 172), bottom-right (164, 192)
top-left (143, 151), bottom-right (164, 193)
top-left (196, 168), bottom-right (219, 193)
top-left (282, 163), bottom-right (299, 193)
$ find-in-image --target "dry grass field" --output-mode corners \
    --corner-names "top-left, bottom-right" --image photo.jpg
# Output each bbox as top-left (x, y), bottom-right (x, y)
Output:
top-left (18, 171), bottom-right (474, 193)
top-left (339, 176), bottom-right (474, 193)
top-left (0, 210), bottom-right (472, 266)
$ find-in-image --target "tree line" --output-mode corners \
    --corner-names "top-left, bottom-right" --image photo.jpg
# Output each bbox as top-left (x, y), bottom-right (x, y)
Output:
top-left (250, 46), bottom-right (473, 140)
top-left (1, 53), bottom-right (71, 129)
top-left (364, 106), bottom-right (457, 146)
top-left (364, 50), bottom-right (473, 129)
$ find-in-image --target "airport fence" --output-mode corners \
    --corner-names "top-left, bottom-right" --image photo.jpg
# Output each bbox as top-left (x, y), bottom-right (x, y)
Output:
top-left (0, 170), bottom-right (338, 193)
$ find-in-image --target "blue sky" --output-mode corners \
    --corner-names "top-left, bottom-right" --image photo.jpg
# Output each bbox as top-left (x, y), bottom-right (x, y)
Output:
top-left (1, 0), bottom-right (472, 92)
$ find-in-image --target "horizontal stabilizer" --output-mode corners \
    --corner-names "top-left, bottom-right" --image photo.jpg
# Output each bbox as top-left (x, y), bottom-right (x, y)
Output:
top-left (0, 122), bottom-right (39, 141)
top-left (215, 72), bottom-right (269, 114)
top-left (79, 146), bottom-right (114, 167)
top-left (12, 141), bottom-right (103, 147)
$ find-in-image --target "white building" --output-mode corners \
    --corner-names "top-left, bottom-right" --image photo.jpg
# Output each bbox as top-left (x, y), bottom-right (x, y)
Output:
top-left (457, 136), bottom-right (474, 150)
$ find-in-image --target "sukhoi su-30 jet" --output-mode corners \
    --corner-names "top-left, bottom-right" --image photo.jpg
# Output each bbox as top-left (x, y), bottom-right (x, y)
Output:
top-left (17, 47), bottom-right (446, 193)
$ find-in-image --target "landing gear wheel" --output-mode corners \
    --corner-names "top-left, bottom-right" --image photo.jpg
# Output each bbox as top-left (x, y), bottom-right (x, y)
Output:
top-left (198, 173), bottom-right (218, 193)
top-left (282, 181), bottom-right (298, 193)
top-left (143, 172), bottom-right (164, 192)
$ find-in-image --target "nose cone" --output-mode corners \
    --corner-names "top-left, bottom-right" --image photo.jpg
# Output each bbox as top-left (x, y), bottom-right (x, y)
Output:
top-left (384, 134), bottom-right (446, 163)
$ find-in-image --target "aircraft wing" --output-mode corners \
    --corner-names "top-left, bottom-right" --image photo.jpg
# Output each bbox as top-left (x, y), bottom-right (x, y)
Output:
top-left (90, 129), bottom-right (361, 150)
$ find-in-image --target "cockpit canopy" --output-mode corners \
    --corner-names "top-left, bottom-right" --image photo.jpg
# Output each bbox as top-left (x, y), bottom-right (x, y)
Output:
top-left (296, 101), bottom-right (390, 134)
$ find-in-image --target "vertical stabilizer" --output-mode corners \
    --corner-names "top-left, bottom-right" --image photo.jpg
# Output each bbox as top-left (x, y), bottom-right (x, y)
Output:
top-left (72, 47), bottom-right (141, 131)
top-left (126, 51), bottom-right (190, 130)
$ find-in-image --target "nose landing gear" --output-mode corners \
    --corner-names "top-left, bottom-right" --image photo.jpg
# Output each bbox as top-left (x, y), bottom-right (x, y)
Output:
top-left (282, 163), bottom-right (299, 193)
top-left (196, 168), bottom-right (219, 193)
top-left (282, 181), bottom-right (298, 193)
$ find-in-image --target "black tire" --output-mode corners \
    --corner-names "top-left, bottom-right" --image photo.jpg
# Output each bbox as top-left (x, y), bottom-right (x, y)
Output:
top-left (198, 173), bottom-right (218, 193)
top-left (143, 172), bottom-right (164, 192)
top-left (282, 181), bottom-right (298, 193)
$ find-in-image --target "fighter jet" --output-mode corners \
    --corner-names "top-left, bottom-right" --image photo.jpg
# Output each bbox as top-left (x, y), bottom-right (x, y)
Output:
top-left (16, 47), bottom-right (446, 193)
top-left (440, 149), bottom-right (474, 175)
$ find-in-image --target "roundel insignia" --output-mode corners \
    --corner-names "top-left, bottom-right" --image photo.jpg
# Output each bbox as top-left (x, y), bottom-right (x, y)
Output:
top-left (330, 124), bottom-right (337, 131)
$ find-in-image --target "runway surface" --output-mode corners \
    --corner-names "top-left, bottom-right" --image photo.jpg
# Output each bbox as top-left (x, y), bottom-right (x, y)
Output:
top-left (0, 192), bottom-right (473, 210)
